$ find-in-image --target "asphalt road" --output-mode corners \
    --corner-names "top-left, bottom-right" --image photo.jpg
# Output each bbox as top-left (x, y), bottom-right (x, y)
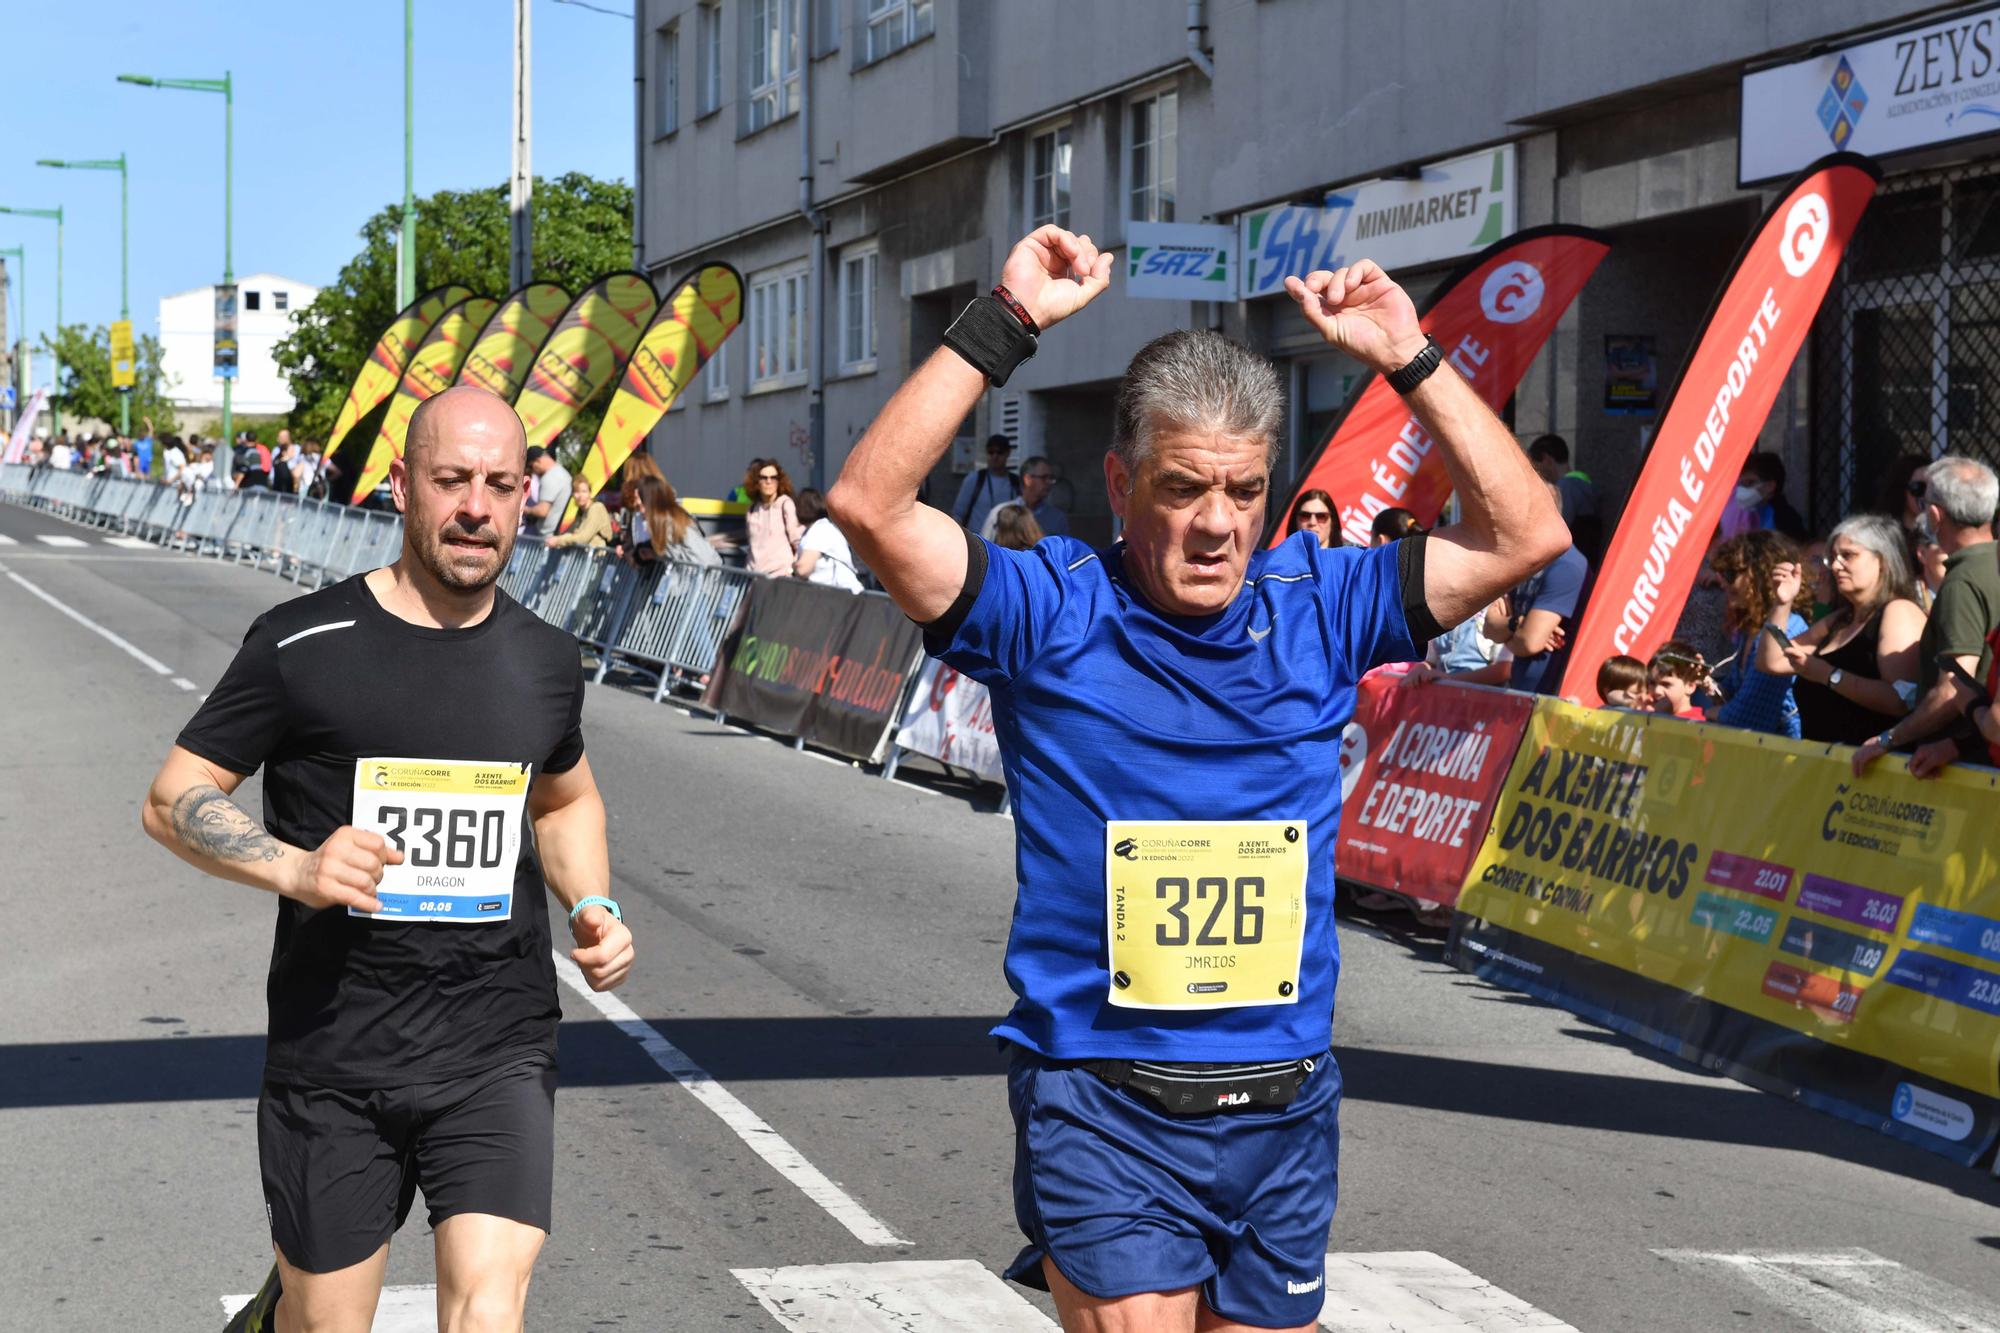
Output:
top-left (2, 497), bottom-right (1997, 1332)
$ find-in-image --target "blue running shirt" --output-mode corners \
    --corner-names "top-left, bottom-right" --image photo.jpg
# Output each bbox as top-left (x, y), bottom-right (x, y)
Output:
top-left (932, 531), bottom-right (1423, 1061)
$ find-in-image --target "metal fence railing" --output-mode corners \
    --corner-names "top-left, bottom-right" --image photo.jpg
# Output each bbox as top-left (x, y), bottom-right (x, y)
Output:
top-left (0, 462), bottom-right (755, 705)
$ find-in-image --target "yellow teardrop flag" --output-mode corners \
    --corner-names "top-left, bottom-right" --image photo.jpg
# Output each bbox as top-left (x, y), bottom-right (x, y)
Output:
top-left (561, 264), bottom-right (743, 531)
top-left (456, 282), bottom-right (572, 401)
top-left (512, 272), bottom-right (660, 450)
top-left (325, 285), bottom-right (474, 455)
top-left (347, 296), bottom-right (499, 502)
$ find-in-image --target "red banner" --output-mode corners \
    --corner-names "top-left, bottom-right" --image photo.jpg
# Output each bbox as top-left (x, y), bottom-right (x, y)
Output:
top-left (1559, 154), bottom-right (1881, 703)
top-left (1271, 226), bottom-right (1611, 549)
top-left (1335, 675), bottom-right (1535, 906)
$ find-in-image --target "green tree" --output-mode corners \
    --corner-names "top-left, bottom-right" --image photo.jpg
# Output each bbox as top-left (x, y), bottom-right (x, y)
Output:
top-left (275, 173), bottom-right (635, 466)
top-left (38, 322), bottom-right (179, 434)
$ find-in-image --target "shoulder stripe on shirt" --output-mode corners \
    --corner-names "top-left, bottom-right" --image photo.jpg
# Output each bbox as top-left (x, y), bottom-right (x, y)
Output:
top-left (1067, 552), bottom-right (1100, 572)
top-left (275, 619), bottom-right (357, 649)
top-left (1249, 572), bottom-right (1313, 586)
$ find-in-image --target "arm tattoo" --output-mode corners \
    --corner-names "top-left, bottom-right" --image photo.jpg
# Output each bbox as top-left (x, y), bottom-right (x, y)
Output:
top-left (171, 785), bottom-right (283, 863)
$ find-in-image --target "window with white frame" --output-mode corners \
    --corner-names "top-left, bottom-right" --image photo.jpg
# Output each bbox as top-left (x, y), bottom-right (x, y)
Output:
top-left (749, 264), bottom-right (810, 387)
top-left (863, 0), bottom-right (932, 63)
top-left (1128, 89), bottom-right (1178, 223)
top-left (654, 22), bottom-right (679, 137)
top-left (746, 0), bottom-right (801, 133)
top-left (839, 244), bottom-right (878, 372)
top-left (1029, 124), bottom-right (1072, 229)
top-left (704, 334), bottom-right (729, 401)
top-left (695, 2), bottom-right (722, 117)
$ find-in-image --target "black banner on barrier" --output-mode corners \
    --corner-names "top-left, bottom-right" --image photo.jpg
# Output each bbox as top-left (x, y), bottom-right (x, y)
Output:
top-left (708, 579), bottom-right (923, 763)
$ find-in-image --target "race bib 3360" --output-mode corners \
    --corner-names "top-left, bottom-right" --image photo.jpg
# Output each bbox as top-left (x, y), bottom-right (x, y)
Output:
top-left (349, 758), bottom-right (531, 923)
top-left (1105, 820), bottom-right (1309, 1010)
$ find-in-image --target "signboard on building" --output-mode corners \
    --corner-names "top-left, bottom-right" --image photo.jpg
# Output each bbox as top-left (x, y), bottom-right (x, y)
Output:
top-left (1237, 145), bottom-right (1515, 300)
top-left (1125, 222), bottom-right (1237, 300)
top-left (109, 319), bottom-right (136, 390)
top-left (1741, 6), bottom-right (2000, 183)
top-left (213, 283), bottom-right (239, 380)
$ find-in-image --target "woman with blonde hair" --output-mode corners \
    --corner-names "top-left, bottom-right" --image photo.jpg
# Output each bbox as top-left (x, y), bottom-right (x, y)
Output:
top-left (744, 457), bottom-right (803, 576)
top-left (1762, 512), bottom-right (1926, 745)
top-left (547, 476), bottom-right (616, 548)
top-left (981, 501), bottom-right (1046, 552)
top-left (633, 474), bottom-right (719, 566)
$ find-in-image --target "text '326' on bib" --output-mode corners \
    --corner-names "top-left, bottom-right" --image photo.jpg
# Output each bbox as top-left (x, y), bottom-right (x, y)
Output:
top-left (350, 759), bottom-right (531, 922)
top-left (1105, 820), bottom-right (1309, 1010)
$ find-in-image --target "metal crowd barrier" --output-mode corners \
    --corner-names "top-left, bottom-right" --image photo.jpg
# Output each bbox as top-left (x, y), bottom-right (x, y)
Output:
top-left (0, 467), bottom-right (755, 707)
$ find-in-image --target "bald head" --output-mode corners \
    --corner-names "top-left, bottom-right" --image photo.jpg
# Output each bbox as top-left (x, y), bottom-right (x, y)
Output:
top-left (407, 384), bottom-right (527, 468)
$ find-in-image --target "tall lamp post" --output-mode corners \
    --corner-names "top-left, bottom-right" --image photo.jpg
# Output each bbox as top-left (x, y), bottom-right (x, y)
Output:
top-left (119, 72), bottom-right (232, 473)
top-left (401, 0), bottom-right (417, 306)
top-left (0, 245), bottom-right (24, 407)
top-left (37, 155), bottom-right (129, 434)
top-left (0, 205), bottom-right (63, 440)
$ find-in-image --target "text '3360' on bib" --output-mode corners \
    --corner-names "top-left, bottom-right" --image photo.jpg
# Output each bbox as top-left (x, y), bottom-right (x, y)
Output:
top-left (1105, 820), bottom-right (1309, 1010)
top-left (350, 759), bottom-right (531, 922)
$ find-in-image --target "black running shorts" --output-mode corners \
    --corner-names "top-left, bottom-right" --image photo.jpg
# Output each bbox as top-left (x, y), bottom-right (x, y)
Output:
top-left (257, 1056), bottom-right (556, 1274)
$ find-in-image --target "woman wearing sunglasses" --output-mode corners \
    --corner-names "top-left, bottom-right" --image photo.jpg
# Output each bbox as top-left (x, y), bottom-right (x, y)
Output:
top-left (1284, 489), bottom-right (1342, 548)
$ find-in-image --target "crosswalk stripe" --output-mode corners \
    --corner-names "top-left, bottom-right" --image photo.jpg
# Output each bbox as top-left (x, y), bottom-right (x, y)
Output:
top-left (222, 1282), bottom-right (436, 1330)
top-left (103, 535), bottom-right (155, 549)
top-left (1654, 1248), bottom-right (2000, 1333)
top-left (35, 534), bottom-right (86, 547)
top-left (1320, 1252), bottom-right (1578, 1332)
top-left (734, 1261), bottom-right (1057, 1330)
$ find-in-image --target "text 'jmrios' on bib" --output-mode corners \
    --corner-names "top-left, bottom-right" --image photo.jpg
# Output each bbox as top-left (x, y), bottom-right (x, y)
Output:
top-left (350, 758), bottom-right (531, 922)
top-left (1105, 820), bottom-right (1309, 1010)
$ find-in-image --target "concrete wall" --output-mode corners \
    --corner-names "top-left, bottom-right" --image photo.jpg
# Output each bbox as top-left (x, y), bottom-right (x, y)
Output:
top-left (637, 0), bottom-right (1954, 511)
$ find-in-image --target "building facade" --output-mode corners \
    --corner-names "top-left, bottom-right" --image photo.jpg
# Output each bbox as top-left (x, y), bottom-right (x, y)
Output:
top-left (158, 273), bottom-right (319, 418)
top-left (635, 0), bottom-right (1989, 542)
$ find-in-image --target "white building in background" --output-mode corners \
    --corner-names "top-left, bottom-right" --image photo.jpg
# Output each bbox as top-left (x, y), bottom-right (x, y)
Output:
top-left (158, 273), bottom-right (319, 416)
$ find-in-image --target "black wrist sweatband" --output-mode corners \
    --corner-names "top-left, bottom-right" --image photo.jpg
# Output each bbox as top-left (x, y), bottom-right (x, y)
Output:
top-left (943, 293), bottom-right (1039, 387)
top-left (1386, 334), bottom-right (1444, 395)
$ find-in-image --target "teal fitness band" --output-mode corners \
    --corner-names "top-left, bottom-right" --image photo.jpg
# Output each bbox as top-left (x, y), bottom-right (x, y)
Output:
top-left (568, 895), bottom-right (622, 923)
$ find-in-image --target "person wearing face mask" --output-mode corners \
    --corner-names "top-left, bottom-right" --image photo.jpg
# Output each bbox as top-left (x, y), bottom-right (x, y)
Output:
top-left (827, 224), bottom-right (1568, 1333)
top-left (1720, 453), bottom-right (1807, 542)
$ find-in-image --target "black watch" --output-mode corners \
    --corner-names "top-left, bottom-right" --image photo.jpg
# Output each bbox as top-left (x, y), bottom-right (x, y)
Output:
top-left (1385, 335), bottom-right (1444, 395)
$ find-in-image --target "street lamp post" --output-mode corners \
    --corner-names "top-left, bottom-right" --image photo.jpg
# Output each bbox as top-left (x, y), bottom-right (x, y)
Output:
top-left (0, 245), bottom-right (24, 407)
top-left (119, 72), bottom-right (231, 475)
top-left (401, 0), bottom-right (417, 307)
top-left (38, 155), bottom-right (129, 434)
top-left (0, 205), bottom-right (63, 440)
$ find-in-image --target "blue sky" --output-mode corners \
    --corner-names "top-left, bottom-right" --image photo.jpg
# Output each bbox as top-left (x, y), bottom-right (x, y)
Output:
top-left (4, 0), bottom-right (633, 353)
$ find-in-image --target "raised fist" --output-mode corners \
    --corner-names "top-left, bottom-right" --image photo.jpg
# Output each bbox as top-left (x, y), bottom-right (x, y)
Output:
top-left (997, 226), bottom-right (1114, 330)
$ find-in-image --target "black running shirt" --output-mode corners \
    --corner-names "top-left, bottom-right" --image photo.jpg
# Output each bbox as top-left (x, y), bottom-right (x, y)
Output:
top-left (177, 575), bottom-right (586, 1089)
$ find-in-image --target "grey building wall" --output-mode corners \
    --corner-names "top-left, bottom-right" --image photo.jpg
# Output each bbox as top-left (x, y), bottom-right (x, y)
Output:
top-left (638, 0), bottom-right (1955, 530)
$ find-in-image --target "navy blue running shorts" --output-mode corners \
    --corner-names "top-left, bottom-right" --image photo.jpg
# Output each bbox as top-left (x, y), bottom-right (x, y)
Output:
top-left (1003, 1044), bottom-right (1340, 1329)
top-left (257, 1055), bottom-right (556, 1274)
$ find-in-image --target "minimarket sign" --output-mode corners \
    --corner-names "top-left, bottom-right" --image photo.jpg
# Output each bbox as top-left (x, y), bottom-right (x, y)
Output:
top-left (1237, 145), bottom-right (1515, 300)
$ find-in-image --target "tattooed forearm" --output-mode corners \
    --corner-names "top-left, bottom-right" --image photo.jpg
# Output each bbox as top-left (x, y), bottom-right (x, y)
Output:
top-left (170, 785), bottom-right (284, 863)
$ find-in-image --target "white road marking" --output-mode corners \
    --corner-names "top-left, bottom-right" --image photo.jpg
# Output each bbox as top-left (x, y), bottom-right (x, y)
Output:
top-left (35, 534), bottom-right (87, 547)
top-left (222, 1283), bottom-right (436, 1330)
top-left (1, 565), bottom-right (175, 675)
top-left (552, 953), bottom-right (910, 1248)
top-left (171, 677), bottom-right (200, 692)
top-left (1655, 1248), bottom-right (2000, 1333)
top-left (1320, 1252), bottom-right (1578, 1332)
top-left (103, 535), bottom-right (157, 549)
top-left (0, 533), bottom-right (15, 545)
top-left (734, 1260), bottom-right (1057, 1331)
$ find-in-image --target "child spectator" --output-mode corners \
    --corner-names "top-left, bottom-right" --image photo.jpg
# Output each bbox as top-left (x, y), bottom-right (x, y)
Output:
top-left (1596, 655), bottom-right (1650, 711)
top-left (1648, 641), bottom-right (1709, 721)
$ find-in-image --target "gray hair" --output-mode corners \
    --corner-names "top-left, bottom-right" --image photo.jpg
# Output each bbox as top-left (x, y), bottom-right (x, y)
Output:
top-left (1826, 512), bottom-right (1918, 613)
top-left (1924, 453), bottom-right (1999, 529)
top-left (1111, 330), bottom-right (1284, 474)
